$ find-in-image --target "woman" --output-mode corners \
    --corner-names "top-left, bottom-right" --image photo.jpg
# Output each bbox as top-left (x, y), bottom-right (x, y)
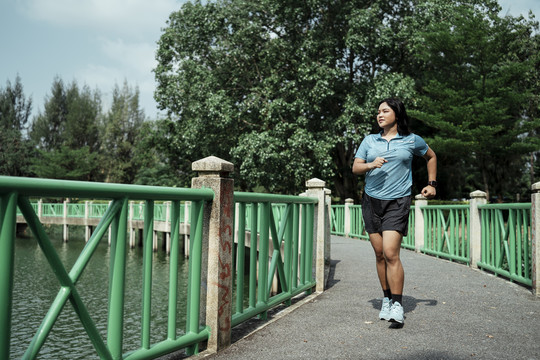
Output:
top-left (352, 98), bottom-right (437, 324)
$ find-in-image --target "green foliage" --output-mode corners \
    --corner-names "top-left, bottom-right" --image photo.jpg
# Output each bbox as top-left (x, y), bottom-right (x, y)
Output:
top-left (0, 75), bottom-right (34, 176)
top-left (31, 146), bottom-right (99, 180)
top-left (100, 81), bottom-right (146, 184)
top-left (155, 0), bottom-right (421, 196)
top-left (133, 119), bottom-right (189, 187)
top-left (3, 0), bottom-right (539, 201)
top-left (408, 1), bottom-right (540, 200)
top-left (28, 78), bottom-right (149, 184)
top-left (30, 78), bottom-right (103, 180)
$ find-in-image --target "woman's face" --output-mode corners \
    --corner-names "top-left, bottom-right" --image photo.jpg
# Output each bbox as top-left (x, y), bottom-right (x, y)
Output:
top-left (377, 102), bottom-right (397, 129)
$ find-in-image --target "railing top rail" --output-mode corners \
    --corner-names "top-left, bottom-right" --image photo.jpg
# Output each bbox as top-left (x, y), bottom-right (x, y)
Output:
top-left (419, 204), bottom-right (470, 210)
top-left (0, 176), bottom-right (214, 201)
top-left (234, 191), bottom-right (317, 204)
top-left (478, 203), bottom-right (531, 210)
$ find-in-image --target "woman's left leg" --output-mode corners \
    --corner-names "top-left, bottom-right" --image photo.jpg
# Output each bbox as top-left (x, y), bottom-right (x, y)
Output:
top-left (382, 230), bottom-right (405, 323)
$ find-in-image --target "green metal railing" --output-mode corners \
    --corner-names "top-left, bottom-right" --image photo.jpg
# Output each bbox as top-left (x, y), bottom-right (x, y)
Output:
top-left (1, 176), bottom-right (214, 360)
top-left (330, 205), bottom-right (345, 236)
top-left (333, 204), bottom-right (415, 247)
top-left (349, 205), bottom-right (368, 240)
top-left (231, 193), bottom-right (318, 327)
top-left (67, 203), bottom-right (85, 217)
top-left (17, 201), bottom-right (189, 224)
top-left (331, 201), bottom-right (533, 286)
top-left (477, 203), bottom-right (532, 286)
top-left (421, 205), bottom-right (469, 263)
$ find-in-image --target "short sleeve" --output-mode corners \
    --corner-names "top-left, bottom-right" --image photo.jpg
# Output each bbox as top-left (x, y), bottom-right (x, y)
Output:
top-left (355, 136), bottom-right (370, 160)
top-left (413, 134), bottom-right (429, 156)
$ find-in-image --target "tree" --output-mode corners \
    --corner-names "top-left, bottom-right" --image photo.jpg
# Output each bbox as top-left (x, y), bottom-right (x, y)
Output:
top-left (407, 0), bottom-right (540, 200)
top-left (155, 0), bottom-right (419, 197)
top-left (0, 75), bottom-right (34, 176)
top-left (30, 78), bottom-right (102, 180)
top-left (132, 119), bottom-right (189, 187)
top-left (100, 81), bottom-right (146, 183)
top-left (31, 145), bottom-right (99, 181)
top-left (155, 0), bottom-right (540, 200)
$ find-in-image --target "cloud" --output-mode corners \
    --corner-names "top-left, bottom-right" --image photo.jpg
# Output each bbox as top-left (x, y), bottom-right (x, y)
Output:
top-left (99, 38), bottom-right (157, 75)
top-left (19, 0), bottom-right (183, 37)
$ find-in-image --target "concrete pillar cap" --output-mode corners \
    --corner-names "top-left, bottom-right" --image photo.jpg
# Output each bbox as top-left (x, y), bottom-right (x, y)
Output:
top-left (470, 190), bottom-right (487, 199)
top-left (415, 194), bottom-right (427, 200)
top-left (192, 156), bottom-right (234, 176)
top-left (532, 182), bottom-right (540, 192)
top-left (306, 178), bottom-right (326, 188)
top-left (345, 198), bottom-right (354, 203)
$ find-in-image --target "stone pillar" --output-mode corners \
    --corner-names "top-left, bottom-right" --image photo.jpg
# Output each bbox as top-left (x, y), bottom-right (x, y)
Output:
top-left (325, 189), bottom-right (332, 269)
top-left (344, 198), bottom-right (353, 238)
top-left (531, 182), bottom-right (540, 297)
top-left (414, 195), bottom-right (427, 253)
top-left (306, 178), bottom-right (328, 293)
top-left (129, 201), bottom-right (135, 248)
top-left (184, 201), bottom-right (191, 257)
top-left (469, 190), bottom-right (487, 269)
top-left (85, 201), bottom-right (91, 242)
top-left (38, 199), bottom-right (43, 218)
top-left (165, 201), bottom-right (171, 254)
top-left (192, 156), bottom-right (234, 352)
top-left (63, 199), bottom-right (70, 242)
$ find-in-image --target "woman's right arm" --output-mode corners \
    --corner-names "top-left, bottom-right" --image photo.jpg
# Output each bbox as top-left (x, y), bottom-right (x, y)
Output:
top-left (352, 157), bottom-right (387, 175)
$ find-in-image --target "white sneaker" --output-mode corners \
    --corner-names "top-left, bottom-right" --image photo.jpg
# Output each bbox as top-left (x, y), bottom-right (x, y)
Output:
top-left (388, 301), bottom-right (404, 323)
top-left (379, 297), bottom-right (392, 320)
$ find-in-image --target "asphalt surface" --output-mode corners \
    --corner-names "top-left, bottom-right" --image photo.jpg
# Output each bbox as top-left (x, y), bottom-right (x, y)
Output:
top-left (190, 235), bottom-right (540, 360)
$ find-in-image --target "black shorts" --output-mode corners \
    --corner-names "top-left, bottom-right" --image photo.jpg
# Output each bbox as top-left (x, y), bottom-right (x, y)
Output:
top-left (361, 193), bottom-right (412, 236)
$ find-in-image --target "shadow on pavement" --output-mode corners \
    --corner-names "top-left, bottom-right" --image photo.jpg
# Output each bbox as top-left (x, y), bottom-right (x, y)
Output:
top-left (369, 295), bottom-right (437, 313)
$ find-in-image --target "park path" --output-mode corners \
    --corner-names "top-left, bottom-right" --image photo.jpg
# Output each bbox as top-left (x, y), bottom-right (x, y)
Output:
top-left (192, 235), bottom-right (540, 360)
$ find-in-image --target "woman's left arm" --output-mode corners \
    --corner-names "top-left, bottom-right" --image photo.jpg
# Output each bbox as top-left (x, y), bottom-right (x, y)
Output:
top-left (421, 147), bottom-right (437, 199)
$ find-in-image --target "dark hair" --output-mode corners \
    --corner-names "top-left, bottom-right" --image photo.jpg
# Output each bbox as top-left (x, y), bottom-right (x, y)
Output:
top-left (378, 98), bottom-right (411, 135)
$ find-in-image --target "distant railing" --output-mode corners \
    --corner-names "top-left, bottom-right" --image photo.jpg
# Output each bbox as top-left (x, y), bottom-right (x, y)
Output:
top-left (17, 201), bottom-right (187, 223)
top-left (331, 185), bottom-right (540, 292)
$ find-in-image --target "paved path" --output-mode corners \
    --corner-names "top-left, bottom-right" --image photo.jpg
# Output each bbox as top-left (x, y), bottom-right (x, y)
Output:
top-left (193, 236), bottom-right (540, 360)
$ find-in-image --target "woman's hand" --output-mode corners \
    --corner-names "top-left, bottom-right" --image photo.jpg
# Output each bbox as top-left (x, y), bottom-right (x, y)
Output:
top-left (370, 157), bottom-right (387, 169)
top-left (421, 185), bottom-right (436, 199)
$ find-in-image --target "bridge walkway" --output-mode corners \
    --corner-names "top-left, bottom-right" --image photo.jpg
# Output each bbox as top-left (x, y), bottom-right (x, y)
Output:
top-left (192, 235), bottom-right (540, 360)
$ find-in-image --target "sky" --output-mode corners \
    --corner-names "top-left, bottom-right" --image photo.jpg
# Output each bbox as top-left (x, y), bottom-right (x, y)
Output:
top-left (1, 0), bottom-right (539, 119)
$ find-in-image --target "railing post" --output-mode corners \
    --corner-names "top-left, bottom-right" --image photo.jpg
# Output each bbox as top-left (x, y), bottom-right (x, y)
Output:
top-left (414, 194), bottom-right (427, 253)
top-left (129, 201), bottom-right (135, 248)
top-left (325, 189), bottom-right (332, 269)
top-left (0, 192), bottom-right (17, 359)
top-left (63, 199), bottom-right (69, 242)
top-left (305, 178), bottom-right (329, 293)
top-left (192, 156), bottom-right (234, 353)
top-left (531, 182), bottom-right (540, 297)
top-left (469, 190), bottom-right (487, 269)
top-left (166, 201), bottom-right (171, 254)
top-left (85, 201), bottom-right (91, 242)
top-left (344, 198), bottom-right (353, 238)
top-left (184, 201), bottom-right (191, 257)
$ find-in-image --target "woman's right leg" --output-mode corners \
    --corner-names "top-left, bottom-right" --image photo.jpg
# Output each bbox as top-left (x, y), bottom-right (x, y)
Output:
top-left (369, 232), bottom-right (388, 291)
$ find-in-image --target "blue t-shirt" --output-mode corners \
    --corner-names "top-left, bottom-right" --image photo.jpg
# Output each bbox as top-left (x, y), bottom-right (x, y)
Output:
top-left (355, 133), bottom-right (429, 200)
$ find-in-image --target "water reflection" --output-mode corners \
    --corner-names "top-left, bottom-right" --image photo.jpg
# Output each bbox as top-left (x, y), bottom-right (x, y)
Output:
top-left (11, 228), bottom-right (189, 359)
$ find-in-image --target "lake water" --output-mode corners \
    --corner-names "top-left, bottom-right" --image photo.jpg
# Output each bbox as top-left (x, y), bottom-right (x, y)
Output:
top-left (10, 227), bottom-right (190, 359)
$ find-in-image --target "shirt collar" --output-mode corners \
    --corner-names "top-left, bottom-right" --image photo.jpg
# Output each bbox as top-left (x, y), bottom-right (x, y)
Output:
top-left (376, 132), bottom-right (404, 140)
